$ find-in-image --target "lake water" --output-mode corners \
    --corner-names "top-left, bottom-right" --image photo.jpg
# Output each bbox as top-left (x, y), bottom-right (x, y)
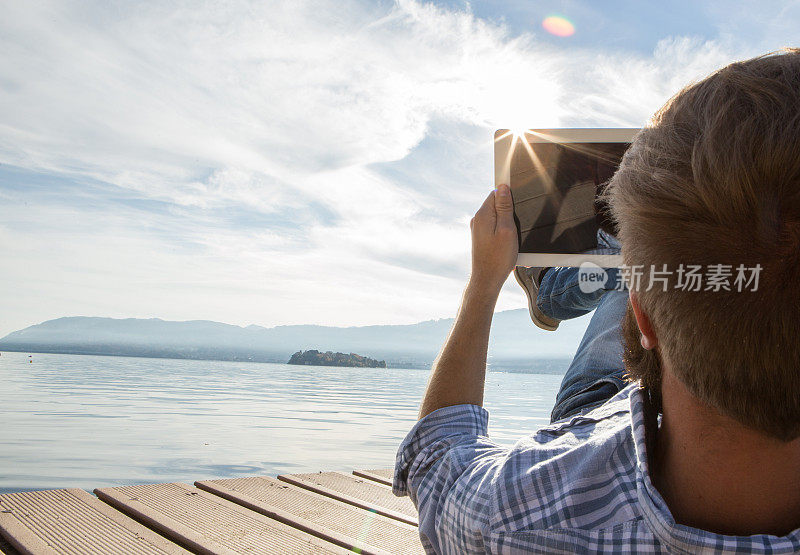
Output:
top-left (0, 351), bottom-right (568, 493)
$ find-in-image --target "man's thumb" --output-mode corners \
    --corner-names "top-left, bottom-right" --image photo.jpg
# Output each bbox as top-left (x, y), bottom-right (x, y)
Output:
top-left (495, 184), bottom-right (514, 221)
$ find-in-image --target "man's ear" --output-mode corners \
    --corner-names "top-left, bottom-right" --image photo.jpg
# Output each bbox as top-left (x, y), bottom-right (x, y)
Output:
top-left (629, 292), bottom-right (658, 350)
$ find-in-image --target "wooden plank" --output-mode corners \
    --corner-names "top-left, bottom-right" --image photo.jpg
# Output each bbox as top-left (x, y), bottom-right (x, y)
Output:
top-left (0, 488), bottom-right (187, 555)
top-left (278, 472), bottom-right (418, 526)
top-left (352, 469), bottom-right (393, 487)
top-left (95, 482), bottom-right (349, 555)
top-left (0, 531), bottom-right (20, 555)
top-left (0, 509), bottom-right (52, 555)
top-left (196, 476), bottom-right (424, 555)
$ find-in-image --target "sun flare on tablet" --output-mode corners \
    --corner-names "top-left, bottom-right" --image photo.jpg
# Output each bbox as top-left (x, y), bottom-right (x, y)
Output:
top-left (508, 128), bottom-right (556, 142)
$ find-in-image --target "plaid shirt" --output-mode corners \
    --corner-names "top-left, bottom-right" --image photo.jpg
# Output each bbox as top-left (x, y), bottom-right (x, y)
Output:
top-left (393, 384), bottom-right (800, 553)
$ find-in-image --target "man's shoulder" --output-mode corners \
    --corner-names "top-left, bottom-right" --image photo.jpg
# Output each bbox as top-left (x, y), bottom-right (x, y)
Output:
top-left (538, 384), bottom-right (635, 438)
top-left (489, 385), bottom-right (641, 533)
top-left (515, 383), bottom-right (635, 453)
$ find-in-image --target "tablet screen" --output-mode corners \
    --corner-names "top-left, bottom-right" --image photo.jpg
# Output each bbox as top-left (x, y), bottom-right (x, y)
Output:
top-left (494, 129), bottom-right (637, 266)
top-left (511, 141), bottom-right (629, 254)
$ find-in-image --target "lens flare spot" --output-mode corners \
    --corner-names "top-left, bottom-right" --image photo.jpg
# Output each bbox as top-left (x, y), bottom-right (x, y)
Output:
top-left (542, 15), bottom-right (575, 37)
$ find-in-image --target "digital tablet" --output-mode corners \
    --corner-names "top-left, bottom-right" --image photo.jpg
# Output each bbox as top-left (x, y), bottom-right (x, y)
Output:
top-left (494, 128), bottom-right (639, 267)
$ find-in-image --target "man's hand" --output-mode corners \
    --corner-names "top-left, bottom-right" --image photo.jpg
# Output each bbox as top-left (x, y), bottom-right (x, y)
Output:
top-left (417, 184), bottom-right (518, 417)
top-left (469, 183), bottom-right (519, 296)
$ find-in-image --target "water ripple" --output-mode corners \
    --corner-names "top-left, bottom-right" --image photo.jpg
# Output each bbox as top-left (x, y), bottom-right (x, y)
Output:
top-left (0, 352), bottom-right (562, 492)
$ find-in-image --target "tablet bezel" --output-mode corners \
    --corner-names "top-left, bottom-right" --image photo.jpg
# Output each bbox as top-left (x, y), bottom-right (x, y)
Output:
top-left (494, 128), bottom-right (639, 267)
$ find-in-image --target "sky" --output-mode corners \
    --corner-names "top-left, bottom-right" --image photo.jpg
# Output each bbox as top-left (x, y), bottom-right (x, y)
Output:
top-left (0, 0), bottom-right (798, 337)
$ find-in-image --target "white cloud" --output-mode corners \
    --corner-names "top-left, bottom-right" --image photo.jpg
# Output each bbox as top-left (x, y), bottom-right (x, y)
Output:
top-left (0, 0), bottom-right (563, 193)
top-left (0, 0), bottom-right (775, 337)
top-left (561, 37), bottom-right (746, 127)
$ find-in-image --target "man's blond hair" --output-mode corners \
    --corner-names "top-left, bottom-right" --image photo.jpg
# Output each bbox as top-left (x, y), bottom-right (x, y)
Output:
top-left (607, 48), bottom-right (800, 441)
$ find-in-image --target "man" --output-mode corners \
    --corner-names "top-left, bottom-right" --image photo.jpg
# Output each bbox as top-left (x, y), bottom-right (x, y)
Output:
top-left (393, 49), bottom-right (800, 553)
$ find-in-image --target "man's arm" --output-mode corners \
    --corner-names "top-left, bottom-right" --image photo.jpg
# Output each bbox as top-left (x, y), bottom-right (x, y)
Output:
top-left (394, 185), bottom-right (517, 552)
top-left (419, 183), bottom-right (518, 418)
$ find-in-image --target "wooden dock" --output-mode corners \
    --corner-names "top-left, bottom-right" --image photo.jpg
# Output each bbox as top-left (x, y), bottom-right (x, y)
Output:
top-left (0, 468), bottom-right (424, 554)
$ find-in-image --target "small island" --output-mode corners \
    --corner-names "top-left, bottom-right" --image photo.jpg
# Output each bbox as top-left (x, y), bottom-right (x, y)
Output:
top-left (288, 349), bottom-right (386, 368)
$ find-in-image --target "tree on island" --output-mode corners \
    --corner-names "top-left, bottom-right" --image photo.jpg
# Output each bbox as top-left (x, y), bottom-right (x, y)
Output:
top-left (288, 349), bottom-right (386, 368)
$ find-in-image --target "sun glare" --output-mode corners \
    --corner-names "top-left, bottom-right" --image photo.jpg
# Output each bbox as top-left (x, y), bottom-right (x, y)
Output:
top-left (542, 15), bottom-right (575, 37)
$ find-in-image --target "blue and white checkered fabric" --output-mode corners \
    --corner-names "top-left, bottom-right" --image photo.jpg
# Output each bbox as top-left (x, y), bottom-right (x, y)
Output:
top-left (393, 384), bottom-right (800, 553)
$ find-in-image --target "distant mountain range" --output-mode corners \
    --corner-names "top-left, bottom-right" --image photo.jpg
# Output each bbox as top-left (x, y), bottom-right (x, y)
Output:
top-left (0, 310), bottom-right (591, 372)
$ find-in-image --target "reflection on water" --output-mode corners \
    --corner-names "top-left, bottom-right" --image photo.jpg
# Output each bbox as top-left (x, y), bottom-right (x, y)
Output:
top-left (0, 351), bottom-right (566, 493)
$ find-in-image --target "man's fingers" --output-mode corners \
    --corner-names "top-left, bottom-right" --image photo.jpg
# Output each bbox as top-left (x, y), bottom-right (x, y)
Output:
top-left (473, 189), bottom-right (496, 229)
top-left (477, 189), bottom-right (495, 214)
